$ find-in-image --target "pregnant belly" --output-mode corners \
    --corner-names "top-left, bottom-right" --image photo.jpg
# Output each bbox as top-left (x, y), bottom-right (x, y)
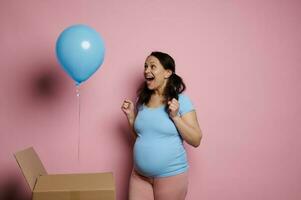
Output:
top-left (133, 137), bottom-right (187, 177)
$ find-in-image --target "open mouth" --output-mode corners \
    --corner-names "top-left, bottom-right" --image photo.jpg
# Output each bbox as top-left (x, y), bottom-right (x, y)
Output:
top-left (145, 76), bottom-right (155, 84)
top-left (145, 77), bottom-right (154, 80)
top-left (145, 75), bottom-right (155, 80)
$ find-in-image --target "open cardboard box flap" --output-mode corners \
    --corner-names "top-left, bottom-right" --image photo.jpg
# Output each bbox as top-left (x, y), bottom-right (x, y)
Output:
top-left (14, 147), bottom-right (115, 200)
top-left (14, 147), bottom-right (47, 191)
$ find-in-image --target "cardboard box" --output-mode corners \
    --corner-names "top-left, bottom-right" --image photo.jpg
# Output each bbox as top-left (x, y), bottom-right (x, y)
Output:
top-left (14, 147), bottom-right (115, 200)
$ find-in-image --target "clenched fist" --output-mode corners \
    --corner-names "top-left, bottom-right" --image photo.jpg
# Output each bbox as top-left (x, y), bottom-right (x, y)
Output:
top-left (167, 98), bottom-right (180, 119)
top-left (121, 99), bottom-right (135, 120)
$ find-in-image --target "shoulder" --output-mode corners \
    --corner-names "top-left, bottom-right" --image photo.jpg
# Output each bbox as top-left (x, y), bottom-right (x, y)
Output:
top-left (178, 93), bottom-right (195, 116)
top-left (178, 93), bottom-right (192, 104)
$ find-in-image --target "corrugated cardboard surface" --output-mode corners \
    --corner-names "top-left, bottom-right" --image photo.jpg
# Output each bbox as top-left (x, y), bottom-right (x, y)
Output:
top-left (33, 190), bottom-right (115, 200)
top-left (35, 173), bottom-right (115, 191)
top-left (33, 173), bottom-right (115, 200)
top-left (14, 147), bottom-right (47, 191)
top-left (14, 147), bottom-right (116, 200)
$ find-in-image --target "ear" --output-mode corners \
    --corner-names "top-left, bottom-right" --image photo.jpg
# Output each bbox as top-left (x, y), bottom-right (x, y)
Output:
top-left (164, 69), bottom-right (173, 79)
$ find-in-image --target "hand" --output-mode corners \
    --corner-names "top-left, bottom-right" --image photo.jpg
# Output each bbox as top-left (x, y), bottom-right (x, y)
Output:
top-left (121, 99), bottom-right (135, 120)
top-left (167, 98), bottom-right (180, 119)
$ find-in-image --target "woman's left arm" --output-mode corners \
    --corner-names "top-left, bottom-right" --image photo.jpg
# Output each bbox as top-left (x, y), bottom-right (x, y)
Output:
top-left (171, 111), bottom-right (202, 147)
top-left (168, 98), bottom-right (202, 147)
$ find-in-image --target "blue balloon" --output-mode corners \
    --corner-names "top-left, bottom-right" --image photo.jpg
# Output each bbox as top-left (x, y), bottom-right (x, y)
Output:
top-left (56, 24), bottom-right (105, 85)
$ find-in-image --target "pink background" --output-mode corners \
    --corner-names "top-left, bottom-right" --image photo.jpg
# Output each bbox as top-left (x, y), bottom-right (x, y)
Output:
top-left (0, 0), bottom-right (300, 199)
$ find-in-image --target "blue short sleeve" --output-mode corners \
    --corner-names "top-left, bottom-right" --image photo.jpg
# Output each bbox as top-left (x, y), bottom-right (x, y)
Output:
top-left (178, 94), bottom-right (195, 116)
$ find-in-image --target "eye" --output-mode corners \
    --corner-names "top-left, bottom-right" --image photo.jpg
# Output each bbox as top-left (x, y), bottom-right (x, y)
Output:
top-left (151, 65), bottom-right (156, 69)
top-left (144, 64), bottom-right (147, 69)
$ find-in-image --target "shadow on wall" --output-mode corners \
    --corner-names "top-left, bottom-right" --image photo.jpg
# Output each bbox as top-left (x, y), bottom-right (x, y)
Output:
top-left (31, 69), bottom-right (62, 100)
top-left (26, 64), bottom-right (69, 104)
top-left (13, 61), bottom-right (71, 112)
top-left (0, 174), bottom-right (31, 200)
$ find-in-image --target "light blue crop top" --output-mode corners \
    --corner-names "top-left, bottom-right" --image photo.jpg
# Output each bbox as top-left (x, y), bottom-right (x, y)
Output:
top-left (133, 93), bottom-right (195, 177)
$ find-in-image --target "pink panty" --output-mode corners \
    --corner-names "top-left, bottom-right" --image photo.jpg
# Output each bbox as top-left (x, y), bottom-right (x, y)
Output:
top-left (129, 169), bottom-right (188, 200)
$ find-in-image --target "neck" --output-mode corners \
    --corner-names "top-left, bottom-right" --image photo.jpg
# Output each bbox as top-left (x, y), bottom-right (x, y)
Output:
top-left (153, 80), bottom-right (167, 96)
top-left (154, 90), bottom-right (164, 96)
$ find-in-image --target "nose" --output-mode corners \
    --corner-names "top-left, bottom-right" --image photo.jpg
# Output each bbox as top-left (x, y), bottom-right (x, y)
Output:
top-left (144, 66), bottom-right (151, 73)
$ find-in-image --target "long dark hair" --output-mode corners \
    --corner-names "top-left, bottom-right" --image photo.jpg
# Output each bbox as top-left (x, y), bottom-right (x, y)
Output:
top-left (136, 51), bottom-right (186, 112)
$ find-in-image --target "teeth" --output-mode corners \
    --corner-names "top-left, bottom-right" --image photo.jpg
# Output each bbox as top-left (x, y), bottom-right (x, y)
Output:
top-left (145, 74), bottom-right (154, 79)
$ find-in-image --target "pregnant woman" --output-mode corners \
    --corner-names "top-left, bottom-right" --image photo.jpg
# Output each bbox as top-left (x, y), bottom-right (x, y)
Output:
top-left (121, 51), bottom-right (202, 200)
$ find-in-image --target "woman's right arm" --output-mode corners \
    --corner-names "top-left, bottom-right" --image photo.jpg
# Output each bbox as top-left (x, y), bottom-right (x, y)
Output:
top-left (127, 115), bottom-right (137, 140)
top-left (121, 99), bottom-right (138, 141)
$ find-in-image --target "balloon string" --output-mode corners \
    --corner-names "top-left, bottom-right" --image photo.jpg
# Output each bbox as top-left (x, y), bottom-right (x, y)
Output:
top-left (76, 85), bottom-right (81, 165)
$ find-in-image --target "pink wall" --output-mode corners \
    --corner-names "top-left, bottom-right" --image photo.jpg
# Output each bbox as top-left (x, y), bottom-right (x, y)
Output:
top-left (0, 0), bottom-right (300, 199)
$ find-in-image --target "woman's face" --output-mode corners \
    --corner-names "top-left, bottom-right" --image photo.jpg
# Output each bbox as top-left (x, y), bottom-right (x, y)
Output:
top-left (144, 56), bottom-right (172, 91)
